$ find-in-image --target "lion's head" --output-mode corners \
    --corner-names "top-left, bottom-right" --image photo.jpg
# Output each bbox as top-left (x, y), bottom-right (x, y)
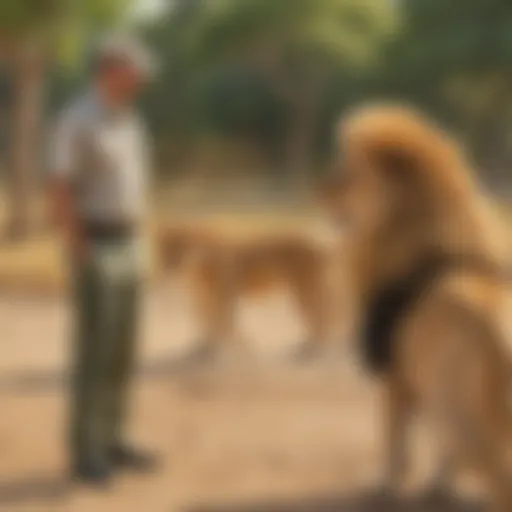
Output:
top-left (323, 105), bottom-right (475, 238)
top-left (321, 103), bottom-right (504, 285)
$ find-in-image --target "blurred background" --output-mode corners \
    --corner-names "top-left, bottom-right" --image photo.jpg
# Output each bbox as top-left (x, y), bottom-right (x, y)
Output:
top-left (0, 1), bottom-right (509, 511)
top-left (3, 0), bottom-right (512, 236)
top-left (1, 0), bottom-right (512, 287)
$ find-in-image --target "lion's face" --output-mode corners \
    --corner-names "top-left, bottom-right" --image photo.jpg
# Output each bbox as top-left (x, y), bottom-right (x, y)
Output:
top-left (321, 149), bottom-right (398, 239)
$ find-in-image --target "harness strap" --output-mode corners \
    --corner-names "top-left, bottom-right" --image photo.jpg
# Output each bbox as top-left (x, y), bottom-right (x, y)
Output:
top-left (362, 252), bottom-right (503, 375)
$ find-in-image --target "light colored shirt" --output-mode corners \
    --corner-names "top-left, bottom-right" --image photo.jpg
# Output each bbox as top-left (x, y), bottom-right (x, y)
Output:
top-left (51, 90), bottom-right (150, 224)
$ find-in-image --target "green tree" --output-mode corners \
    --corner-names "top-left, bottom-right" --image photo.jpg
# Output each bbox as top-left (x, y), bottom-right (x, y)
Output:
top-left (0, 0), bottom-right (131, 238)
top-left (187, 0), bottom-right (396, 182)
top-left (383, 0), bottom-right (512, 178)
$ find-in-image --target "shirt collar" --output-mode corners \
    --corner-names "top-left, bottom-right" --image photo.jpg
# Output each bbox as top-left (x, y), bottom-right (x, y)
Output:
top-left (88, 87), bottom-right (133, 121)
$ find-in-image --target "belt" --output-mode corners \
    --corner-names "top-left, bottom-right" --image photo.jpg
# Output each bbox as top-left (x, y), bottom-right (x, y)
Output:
top-left (83, 220), bottom-right (136, 241)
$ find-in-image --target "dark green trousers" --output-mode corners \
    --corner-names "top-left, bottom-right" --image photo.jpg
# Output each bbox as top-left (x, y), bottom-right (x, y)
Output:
top-left (69, 238), bottom-right (142, 464)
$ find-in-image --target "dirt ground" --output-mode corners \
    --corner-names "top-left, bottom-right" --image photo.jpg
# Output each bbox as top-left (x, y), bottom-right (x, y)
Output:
top-left (0, 284), bottom-right (485, 512)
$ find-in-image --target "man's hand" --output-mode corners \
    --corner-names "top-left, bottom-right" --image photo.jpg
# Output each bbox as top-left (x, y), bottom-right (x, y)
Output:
top-left (69, 230), bottom-right (90, 264)
top-left (49, 178), bottom-right (87, 263)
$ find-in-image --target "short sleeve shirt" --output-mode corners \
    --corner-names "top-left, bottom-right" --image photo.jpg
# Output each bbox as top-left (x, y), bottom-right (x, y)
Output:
top-left (50, 90), bottom-right (150, 224)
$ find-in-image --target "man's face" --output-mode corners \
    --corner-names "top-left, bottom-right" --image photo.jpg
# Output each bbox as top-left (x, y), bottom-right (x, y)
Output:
top-left (98, 60), bottom-right (147, 105)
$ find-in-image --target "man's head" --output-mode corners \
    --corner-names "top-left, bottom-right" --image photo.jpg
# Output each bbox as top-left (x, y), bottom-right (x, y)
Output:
top-left (94, 34), bottom-right (157, 107)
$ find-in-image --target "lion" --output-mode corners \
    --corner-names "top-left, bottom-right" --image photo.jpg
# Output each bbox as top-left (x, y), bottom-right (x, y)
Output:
top-left (322, 103), bottom-right (512, 510)
top-left (157, 222), bottom-right (345, 361)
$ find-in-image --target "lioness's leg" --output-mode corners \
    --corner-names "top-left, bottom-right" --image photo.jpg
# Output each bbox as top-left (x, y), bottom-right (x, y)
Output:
top-left (291, 277), bottom-right (330, 358)
top-left (382, 375), bottom-right (414, 494)
top-left (199, 270), bottom-right (237, 352)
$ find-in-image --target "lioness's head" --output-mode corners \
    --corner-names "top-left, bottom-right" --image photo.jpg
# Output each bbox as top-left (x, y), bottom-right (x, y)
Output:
top-left (158, 225), bottom-right (217, 272)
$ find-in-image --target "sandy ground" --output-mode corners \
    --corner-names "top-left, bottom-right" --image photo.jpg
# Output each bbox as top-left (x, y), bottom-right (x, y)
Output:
top-left (0, 284), bottom-right (485, 512)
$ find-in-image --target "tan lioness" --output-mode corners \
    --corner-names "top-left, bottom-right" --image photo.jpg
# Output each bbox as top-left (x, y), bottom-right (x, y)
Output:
top-left (322, 104), bottom-right (512, 511)
top-left (157, 222), bottom-right (344, 360)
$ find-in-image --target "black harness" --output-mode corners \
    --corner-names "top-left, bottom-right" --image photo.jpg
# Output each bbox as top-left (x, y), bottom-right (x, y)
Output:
top-left (362, 252), bottom-right (501, 375)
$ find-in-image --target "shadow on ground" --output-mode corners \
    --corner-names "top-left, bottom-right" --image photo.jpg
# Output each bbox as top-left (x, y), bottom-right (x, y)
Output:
top-left (0, 473), bottom-right (70, 507)
top-left (0, 357), bottom-right (184, 394)
top-left (187, 491), bottom-right (483, 512)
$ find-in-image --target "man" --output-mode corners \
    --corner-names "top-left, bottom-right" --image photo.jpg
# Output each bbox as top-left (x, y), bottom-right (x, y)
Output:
top-left (50, 34), bottom-right (157, 485)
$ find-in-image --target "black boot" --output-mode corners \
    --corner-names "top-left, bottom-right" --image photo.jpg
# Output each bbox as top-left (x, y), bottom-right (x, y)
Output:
top-left (109, 444), bottom-right (159, 473)
top-left (71, 458), bottom-right (112, 487)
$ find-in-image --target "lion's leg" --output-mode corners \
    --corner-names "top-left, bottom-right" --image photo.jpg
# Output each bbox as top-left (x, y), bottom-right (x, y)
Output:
top-left (423, 423), bottom-right (458, 500)
top-left (466, 426), bottom-right (512, 512)
top-left (381, 375), bottom-right (414, 495)
top-left (423, 376), bottom-right (462, 498)
top-left (482, 452), bottom-right (511, 512)
top-left (469, 403), bottom-right (512, 512)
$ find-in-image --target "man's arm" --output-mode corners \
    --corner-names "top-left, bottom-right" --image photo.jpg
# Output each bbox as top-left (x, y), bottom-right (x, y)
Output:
top-left (49, 178), bottom-right (87, 262)
top-left (48, 108), bottom-right (88, 262)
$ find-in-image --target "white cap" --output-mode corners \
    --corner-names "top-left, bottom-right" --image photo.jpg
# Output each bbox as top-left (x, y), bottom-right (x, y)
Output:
top-left (95, 32), bottom-right (158, 79)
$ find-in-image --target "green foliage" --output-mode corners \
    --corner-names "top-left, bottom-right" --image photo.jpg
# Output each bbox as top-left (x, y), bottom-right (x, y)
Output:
top-left (168, 0), bottom-right (398, 174)
top-left (83, 0), bottom-right (133, 27)
top-left (187, 0), bottom-right (396, 94)
top-left (0, 0), bottom-right (131, 32)
top-left (58, 0), bottom-right (136, 72)
top-left (44, 0), bottom-right (512, 180)
top-left (0, 0), bottom-right (133, 67)
top-left (378, 0), bottom-right (512, 172)
top-left (0, 0), bottom-right (57, 28)
top-left (0, 0), bottom-right (65, 37)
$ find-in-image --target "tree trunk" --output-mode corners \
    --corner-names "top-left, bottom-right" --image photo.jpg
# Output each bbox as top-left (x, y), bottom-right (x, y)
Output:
top-left (281, 64), bottom-right (328, 191)
top-left (284, 99), bottom-right (317, 190)
top-left (7, 44), bottom-right (46, 239)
